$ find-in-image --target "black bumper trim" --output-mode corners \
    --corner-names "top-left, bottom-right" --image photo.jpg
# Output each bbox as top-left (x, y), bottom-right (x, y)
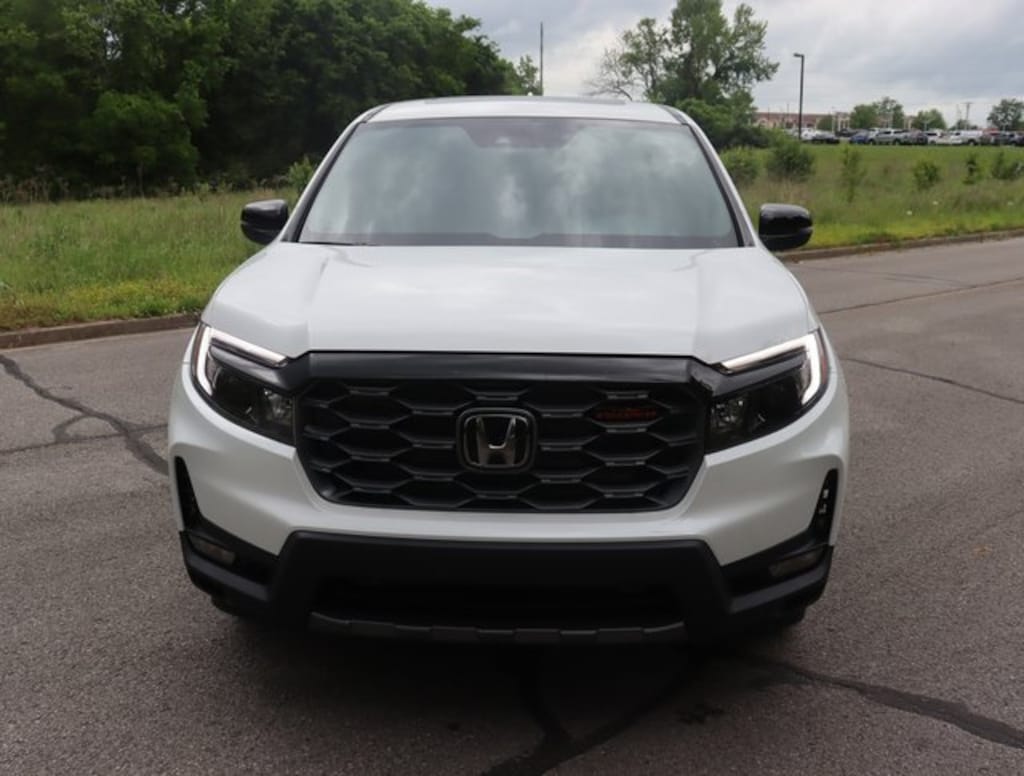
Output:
top-left (181, 529), bottom-right (831, 644)
top-left (307, 614), bottom-right (688, 645)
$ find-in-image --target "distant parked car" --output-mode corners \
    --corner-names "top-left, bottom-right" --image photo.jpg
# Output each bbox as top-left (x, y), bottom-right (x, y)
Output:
top-left (925, 130), bottom-right (943, 145)
top-left (811, 131), bottom-right (840, 145)
top-left (849, 131), bottom-right (872, 144)
top-left (901, 129), bottom-right (928, 146)
top-left (982, 131), bottom-right (1021, 146)
top-left (942, 130), bottom-right (982, 146)
top-left (873, 129), bottom-right (900, 145)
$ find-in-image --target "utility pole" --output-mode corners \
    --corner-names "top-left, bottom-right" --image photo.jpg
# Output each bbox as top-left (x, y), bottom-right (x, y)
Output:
top-left (539, 23), bottom-right (544, 96)
top-left (793, 53), bottom-right (805, 138)
top-left (964, 101), bottom-right (972, 128)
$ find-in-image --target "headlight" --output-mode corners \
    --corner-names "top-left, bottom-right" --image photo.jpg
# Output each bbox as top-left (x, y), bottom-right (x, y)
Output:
top-left (708, 331), bottom-right (829, 452)
top-left (190, 324), bottom-right (295, 445)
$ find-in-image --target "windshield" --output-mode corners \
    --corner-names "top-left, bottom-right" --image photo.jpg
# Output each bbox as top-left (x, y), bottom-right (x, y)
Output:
top-left (299, 117), bottom-right (740, 249)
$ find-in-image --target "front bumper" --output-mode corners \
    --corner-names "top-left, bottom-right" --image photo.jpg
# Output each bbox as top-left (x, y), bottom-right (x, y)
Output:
top-left (181, 516), bottom-right (832, 645)
top-left (170, 339), bottom-right (848, 642)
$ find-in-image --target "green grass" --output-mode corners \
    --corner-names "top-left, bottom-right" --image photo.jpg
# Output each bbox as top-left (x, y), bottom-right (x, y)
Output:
top-left (0, 190), bottom-right (282, 330)
top-left (3, 145), bottom-right (1024, 330)
top-left (739, 145), bottom-right (1024, 248)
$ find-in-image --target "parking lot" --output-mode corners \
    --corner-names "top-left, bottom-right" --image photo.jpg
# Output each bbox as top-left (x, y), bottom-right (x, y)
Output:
top-left (2, 239), bottom-right (1024, 774)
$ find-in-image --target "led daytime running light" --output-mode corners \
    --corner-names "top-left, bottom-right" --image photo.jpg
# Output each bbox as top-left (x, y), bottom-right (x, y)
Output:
top-left (720, 331), bottom-right (826, 406)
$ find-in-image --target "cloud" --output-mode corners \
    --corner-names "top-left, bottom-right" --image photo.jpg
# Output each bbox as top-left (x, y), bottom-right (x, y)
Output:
top-left (431, 0), bottom-right (1024, 125)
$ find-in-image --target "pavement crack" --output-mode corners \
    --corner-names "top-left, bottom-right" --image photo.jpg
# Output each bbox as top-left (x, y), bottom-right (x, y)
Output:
top-left (483, 653), bottom-right (689, 776)
top-left (843, 356), bottom-right (1024, 407)
top-left (796, 263), bottom-right (971, 288)
top-left (3, 432), bottom-right (123, 456)
top-left (52, 414), bottom-right (106, 444)
top-left (738, 655), bottom-right (1024, 752)
top-left (818, 274), bottom-right (1024, 315)
top-left (0, 353), bottom-right (168, 476)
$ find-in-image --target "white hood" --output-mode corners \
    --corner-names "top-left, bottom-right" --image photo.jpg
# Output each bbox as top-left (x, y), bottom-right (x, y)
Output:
top-left (203, 244), bottom-right (814, 365)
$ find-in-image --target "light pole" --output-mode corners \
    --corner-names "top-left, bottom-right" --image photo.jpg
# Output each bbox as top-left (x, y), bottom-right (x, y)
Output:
top-left (793, 53), bottom-right (805, 138)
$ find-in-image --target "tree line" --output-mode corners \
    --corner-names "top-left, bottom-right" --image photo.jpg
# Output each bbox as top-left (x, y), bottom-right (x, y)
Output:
top-left (821, 98), bottom-right (1023, 134)
top-left (0, 0), bottom-right (536, 195)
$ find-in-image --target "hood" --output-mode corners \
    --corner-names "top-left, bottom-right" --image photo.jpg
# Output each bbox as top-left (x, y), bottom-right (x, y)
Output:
top-left (203, 244), bottom-right (814, 365)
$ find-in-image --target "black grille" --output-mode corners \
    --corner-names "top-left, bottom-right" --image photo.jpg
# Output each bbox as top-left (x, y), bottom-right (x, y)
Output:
top-left (296, 378), bottom-right (705, 512)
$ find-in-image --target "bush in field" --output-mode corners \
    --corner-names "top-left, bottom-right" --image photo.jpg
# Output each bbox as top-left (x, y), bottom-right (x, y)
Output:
top-left (912, 159), bottom-right (942, 191)
top-left (286, 157), bottom-right (317, 193)
top-left (766, 136), bottom-right (815, 182)
top-left (720, 147), bottom-right (760, 185)
top-left (839, 146), bottom-right (867, 202)
top-left (991, 151), bottom-right (1024, 181)
top-left (964, 153), bottom-right (983, 185)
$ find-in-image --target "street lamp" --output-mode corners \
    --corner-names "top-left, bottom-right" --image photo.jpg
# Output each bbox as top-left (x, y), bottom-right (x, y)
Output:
top-left (793, 53), bottom-right (805, 139)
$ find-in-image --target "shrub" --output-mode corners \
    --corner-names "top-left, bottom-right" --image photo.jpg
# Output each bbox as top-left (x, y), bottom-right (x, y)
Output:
top-left (964, 153), bottom-right (982, 185)
top-left (912, 160), bottom-right (942, 191)
top-left (839, 147), bottom-right (867, 203)
top-left (720, 147), bottom-right (760, 186)
top-left (286, 156), bottom-right (317, 193)
top-left (991, 150), bottom-right (1024, 181)
top-left (766, 136), bottom-right (815, 182)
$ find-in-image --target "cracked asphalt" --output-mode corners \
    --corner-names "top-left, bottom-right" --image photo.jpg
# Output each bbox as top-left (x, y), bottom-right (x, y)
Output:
top-left (3, 239), bottom-right (1024, 774)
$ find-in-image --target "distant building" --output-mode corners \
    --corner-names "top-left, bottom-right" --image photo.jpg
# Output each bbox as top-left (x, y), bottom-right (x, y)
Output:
top-left (756, 111), bottom-right (851, 132)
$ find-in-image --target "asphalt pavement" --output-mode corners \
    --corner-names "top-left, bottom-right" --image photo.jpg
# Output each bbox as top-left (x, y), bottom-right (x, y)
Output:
top-left (2, 239), bottom-right (1024, 774)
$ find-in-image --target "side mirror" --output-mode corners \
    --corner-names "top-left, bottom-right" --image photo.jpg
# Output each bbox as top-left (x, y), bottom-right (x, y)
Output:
top-left (758, 204), bottom-right (813, 252)
top-left (241, 199), bottom-right (289, 245)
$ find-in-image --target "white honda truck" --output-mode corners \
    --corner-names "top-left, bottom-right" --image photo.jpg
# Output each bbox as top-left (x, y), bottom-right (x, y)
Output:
top-left (168, 97), bottom-right (849, 645)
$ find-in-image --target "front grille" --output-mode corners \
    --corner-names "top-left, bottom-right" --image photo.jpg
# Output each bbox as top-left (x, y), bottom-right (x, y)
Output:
top-left (296, 377), bottom-right (705, 512)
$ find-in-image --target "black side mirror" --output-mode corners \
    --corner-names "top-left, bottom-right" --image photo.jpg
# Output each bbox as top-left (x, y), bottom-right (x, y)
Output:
top-left (758, 204), bottom-right (813, 252)
top-left (241, 199), bottom-right (289, 245)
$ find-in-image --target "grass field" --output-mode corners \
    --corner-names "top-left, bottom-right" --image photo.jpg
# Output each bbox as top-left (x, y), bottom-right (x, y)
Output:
top-left (0, 190), bottom-right (277, 330)
top-left (740, 144), bottom-right (1024, 247)
top-left (3, 144), bottom-right (1024, 330)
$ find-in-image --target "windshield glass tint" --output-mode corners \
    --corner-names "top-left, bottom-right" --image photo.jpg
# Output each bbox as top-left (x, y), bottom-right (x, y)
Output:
top-left (300, 117), bottom-right (739, 249)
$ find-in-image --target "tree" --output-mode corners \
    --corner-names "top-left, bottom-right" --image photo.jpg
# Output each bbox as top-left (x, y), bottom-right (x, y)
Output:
top-left (849, 103), bottom-right (879, 130)
top-left (589, 17), bottom-right (667, 100)
top-left (816, 115), bottom-right (834, 131)
top-left (911, 109), bottom-right (947, 131)
top-left (587, 0), bottom-right (777, 148)
top-left (511, 55), bottom-right (541, 95)
top-left (873, 96), bottom-right (905, 128)
top-left (0, 0), bottom-right (527, 193)
top-left (988, 98), bottom-right (1024, 130)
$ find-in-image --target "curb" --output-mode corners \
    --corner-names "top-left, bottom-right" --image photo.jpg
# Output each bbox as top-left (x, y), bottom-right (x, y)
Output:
top-left (782, 228), bottom-right (1024, 262)
top-left (0, 313), bottom-right (198, 350)
top-left (2, 229), bottom-right (1024, 351)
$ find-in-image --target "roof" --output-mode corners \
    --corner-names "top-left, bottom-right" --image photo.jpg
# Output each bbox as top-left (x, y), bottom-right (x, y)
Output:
top-left (369, 96), bottom-right (681, 125)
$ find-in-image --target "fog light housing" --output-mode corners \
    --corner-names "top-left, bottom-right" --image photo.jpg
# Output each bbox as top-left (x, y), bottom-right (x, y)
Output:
top-left (769, 547), bottom-right (826, 580)
top-left (189, 535), bottom-right (237, 567)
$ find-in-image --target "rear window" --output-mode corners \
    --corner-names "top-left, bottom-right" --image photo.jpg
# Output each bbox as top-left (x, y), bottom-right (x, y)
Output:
top-left (300, 117), bottom-right (739, 249)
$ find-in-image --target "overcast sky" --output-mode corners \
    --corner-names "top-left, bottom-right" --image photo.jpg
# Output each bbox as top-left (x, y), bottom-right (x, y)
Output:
top-left (431, 0), bottom-right (1024, 126)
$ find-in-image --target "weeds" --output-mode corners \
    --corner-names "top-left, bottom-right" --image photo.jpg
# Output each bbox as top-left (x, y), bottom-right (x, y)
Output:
top-left (912, 160), bottom-right (942, 191)
top-left (839, 147), bottom-right (866, 202)
top-left (721, 147), bottom-right (760, 186)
